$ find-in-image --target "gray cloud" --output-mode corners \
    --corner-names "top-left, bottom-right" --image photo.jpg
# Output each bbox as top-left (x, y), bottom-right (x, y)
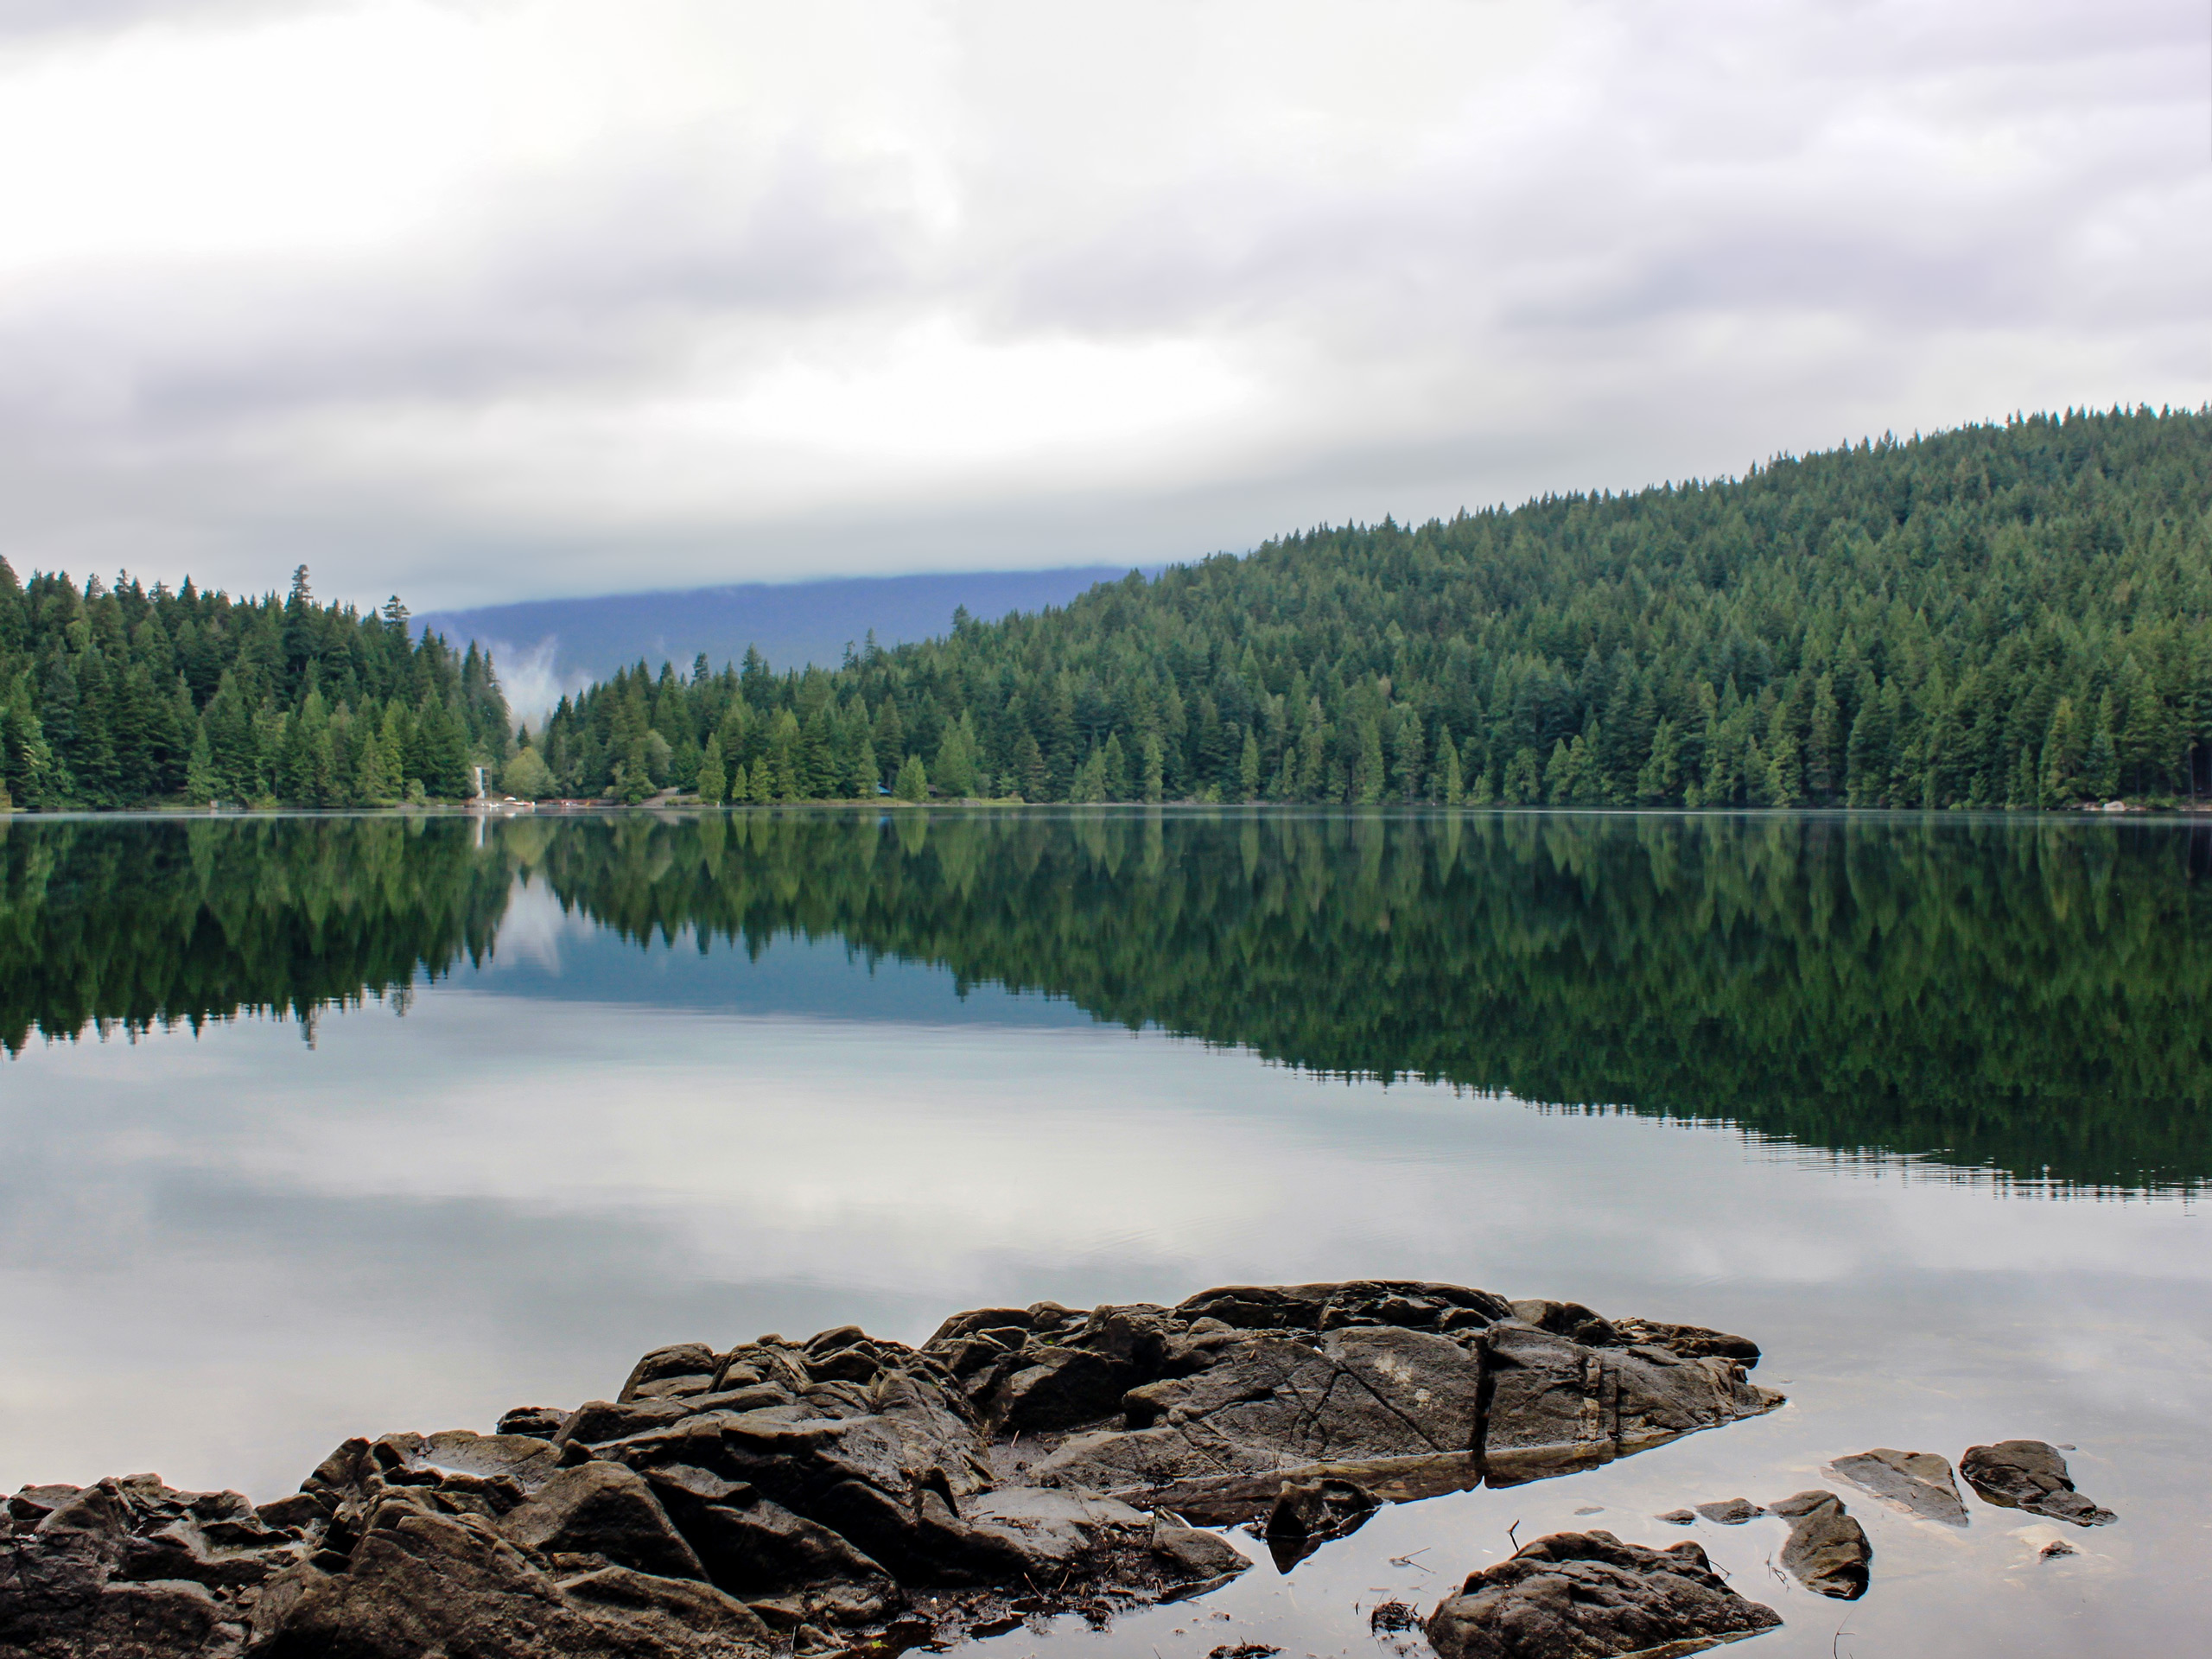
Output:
top-left (0, 0), bottom-right (2200, 609)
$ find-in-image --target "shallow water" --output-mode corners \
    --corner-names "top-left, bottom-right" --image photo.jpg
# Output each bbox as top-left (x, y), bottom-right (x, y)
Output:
top-left (3, 808), bottom-right (2208, 1655)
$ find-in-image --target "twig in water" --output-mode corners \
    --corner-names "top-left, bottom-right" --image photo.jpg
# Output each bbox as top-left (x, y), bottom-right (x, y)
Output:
top-left (1506, 1520), bottom-right (1521, 1550)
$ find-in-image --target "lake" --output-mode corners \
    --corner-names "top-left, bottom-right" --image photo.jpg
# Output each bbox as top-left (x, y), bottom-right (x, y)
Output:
top-left (3, 808), bottom-right (2207, 1656)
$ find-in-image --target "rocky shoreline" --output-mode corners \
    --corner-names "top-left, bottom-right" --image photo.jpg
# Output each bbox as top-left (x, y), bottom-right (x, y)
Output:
top-left (0, 1277), bottom-right (2124, 1657)
top-left (3, 1280), bottom-right (1788, 1657)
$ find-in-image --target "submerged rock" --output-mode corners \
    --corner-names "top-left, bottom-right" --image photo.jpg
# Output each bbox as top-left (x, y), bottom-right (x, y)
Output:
top-left (1694, 1497), bottom-right (1765, 1525)
top-left (1770, 1490), bottom-right (1872, 1600)
top-left (1960, 1440), bottom-right (2115, 1527)
top-left (1828, 1449), bottom-right (1967, 1526)
top-left (1425, 1530), bottom-right (1782, 1658)
top-left (1260, 1476), bottom-right (1376, 1570)
top-left (4, 1281), bottom-right (1776, 1657)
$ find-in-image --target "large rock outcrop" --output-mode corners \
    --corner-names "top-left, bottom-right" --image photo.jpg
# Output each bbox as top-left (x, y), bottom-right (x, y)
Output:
top-left (3, 1281), bottom-right (1777, 1656)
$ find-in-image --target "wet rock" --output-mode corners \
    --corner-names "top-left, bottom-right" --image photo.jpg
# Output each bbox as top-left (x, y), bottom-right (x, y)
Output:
top-left (1509, 1299), bottom-right (1624, 1347)
top-left (1148, 1516), bottom-right (1250, 1581)
top-left (620, 1344), bottom-right (722, 1403)
top-left (1829, 1448), bottom-right (1967, 1525)
top-left (1032, 1325), bottom-right (1484, 1496)
top-left (245, 1503), bottom-right (756, 1658)
top-left (1960, 1440), bottom-right (2115, 1527)
top-left (498, 1461), bottom-right (707, 1582)
top-left (2040, 1540), bottom-right (2076, 1560)
top-left (1770, 1490), bottom-right (1872, 1599)
top-left (1655, 1509), bottom-right (1696, 1525)
top-left (13, 1281), bottom-right (1772, 1658)
top-left (1480, 1321), bottom-right (1783, 1462)
top-left (556, 1564), bottom-right (772, 1644)
top-left (1694, 1497), bottom-right (1764, 1524)
top-left (1175, 1281), bottom-right (1499, 1332)
top-left (499, 1407), bottom-right (570, 1439)
top-left (1425, 1529), bottom-right (1781, 1659)
top-left (1260, 1476), bottom-right (1376, 1569)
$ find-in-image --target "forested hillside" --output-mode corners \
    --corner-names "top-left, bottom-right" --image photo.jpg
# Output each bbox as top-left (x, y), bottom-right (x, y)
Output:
top-left (3, 406), bottom-right (2207, 812)
top-left (0, 565), bottom-right (509, 810)
top-left (531, 405), bottom-right (2212, 809)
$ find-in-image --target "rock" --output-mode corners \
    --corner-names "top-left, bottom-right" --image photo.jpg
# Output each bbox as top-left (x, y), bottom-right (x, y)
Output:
top-left (1770, 1490), bottom-right (1872, 1599)
top-left (961, 1485), bottom-right (1169, 1571)
top-left (11, 1281), bottom-right (1773, 1659)
top-left (1179, 1281), bottom-right (1512, 1333)
top-left (560, 1398), bottom-right (700, 1447)
top-left (1149, 1516), bottom-right (1249, 1580)
top-left (1960, 1440), bottom-right (2115, 1527)
top-left (1654, 1509), bottom-right (1696, 1524)
top-left (1829, 1449), bottom-right (1967, 1525)
top-left (2041, 1540), bottom-right (2076, 1560)
top-left (556, 1564), bottom-right (773, 1644)
top-left (1480, 1323), bottom-right (1782, 1470)
top-left (1032, 1326), bottom-right (1484, 1497)
top-left (619, 1344), bottom-right (721, 1403)
top-left (648, 1476), bottom-right (890, 1599)
top-left (497, 1462), bottom-right (708, 1582)
top-left (1261, 1477), bottom-right (1376, 1569)
top-left (1425, 1529), bottom-right (1782, 1659)
top-left (0, 1473), bottom-right (305, 1659)
top-left (1509, 1299), bottom-right (1624, 1347)
top-left (499, 1408), bottom-right (570, 1439)
top-left (245, 1503), bottom-right (759, 1658)
top-left (1694, 1497), bottom-right (1764, 1524)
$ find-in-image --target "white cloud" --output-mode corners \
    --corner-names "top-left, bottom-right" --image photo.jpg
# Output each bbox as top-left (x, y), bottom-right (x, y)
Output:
top-left (0, 0), bottom-right (2200, 608)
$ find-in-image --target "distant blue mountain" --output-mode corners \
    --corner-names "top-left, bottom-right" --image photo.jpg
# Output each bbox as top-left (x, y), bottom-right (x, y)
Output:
top-left (416, 565), bottom-right (1154, 714)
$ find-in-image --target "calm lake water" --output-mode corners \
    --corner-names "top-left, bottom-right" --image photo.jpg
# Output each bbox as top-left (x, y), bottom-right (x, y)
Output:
top-left (3, 808), bottom-right (2208, 1656)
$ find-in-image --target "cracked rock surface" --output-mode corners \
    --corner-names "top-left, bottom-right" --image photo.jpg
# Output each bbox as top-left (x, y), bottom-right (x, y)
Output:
top-left (3, 1281), bottom-right (1776, 1657)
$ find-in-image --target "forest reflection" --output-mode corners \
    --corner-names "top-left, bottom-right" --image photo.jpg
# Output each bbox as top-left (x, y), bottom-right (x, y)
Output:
top-left (8, 808), bottom-right (2209, 1192)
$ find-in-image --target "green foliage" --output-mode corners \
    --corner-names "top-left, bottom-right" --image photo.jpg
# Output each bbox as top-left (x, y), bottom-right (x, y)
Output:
top-left (537, 407), bottom-right (2212, 810)
top-left (0, 564), bottom-right (507, 809)
top-left (893, 752), bottom-right (928, 801)
top-left (503, 745), bottom-right (556, 801)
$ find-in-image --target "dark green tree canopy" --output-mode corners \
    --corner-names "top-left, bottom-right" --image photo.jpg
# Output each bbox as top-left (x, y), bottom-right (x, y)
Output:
top-left (534, 406), bottom-right (2212, 811)
top-left (0, 564), bottom-right (509, 809)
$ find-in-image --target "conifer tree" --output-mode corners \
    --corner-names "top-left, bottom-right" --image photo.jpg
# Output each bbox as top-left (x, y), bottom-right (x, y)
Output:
top-left (697, 734), bottom-right (726, 805)
top-left (185, 723), bottom-right (218, 806)
top-left (893, 752), bottom-right (928, 802)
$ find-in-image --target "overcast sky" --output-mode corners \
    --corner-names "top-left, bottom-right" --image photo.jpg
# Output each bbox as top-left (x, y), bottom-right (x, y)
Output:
top-left (0, 0), bottom-right (2202, 610)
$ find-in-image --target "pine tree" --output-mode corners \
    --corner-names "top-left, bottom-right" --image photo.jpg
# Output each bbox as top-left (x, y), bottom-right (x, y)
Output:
top-left (893, 752), bottom-right (929, 802)
top-left (185, 722), bottom-right (218, 805)
top-left (697, 733), bottom-right (726, 804)
top-left (1141, 733), bottom-right (1164, 804)
top-left (1103, 731), bottom-right (1130, 801)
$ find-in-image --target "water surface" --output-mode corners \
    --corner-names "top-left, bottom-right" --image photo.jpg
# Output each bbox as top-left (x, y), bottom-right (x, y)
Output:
top-left (3, 809), bottom-right (2206, 1656)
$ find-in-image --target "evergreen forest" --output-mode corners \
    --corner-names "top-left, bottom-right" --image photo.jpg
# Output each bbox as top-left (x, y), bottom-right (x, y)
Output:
top-left (3, 405), bottom-right (2208, 813)
top-left (0, 565), bottom-right (511, 810)
top-left (526, 405), bottom-right (2212, 810)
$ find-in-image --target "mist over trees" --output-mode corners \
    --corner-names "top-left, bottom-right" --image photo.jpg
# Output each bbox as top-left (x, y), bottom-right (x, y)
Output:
top-left (529, 407), bottom-right (2212, 811)
top-left (0, 563), bottom-right (510, 810)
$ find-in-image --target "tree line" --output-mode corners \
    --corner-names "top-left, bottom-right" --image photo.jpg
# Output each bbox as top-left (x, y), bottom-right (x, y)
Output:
top-left (0, 563), bottom-right (511, 810)
top-left (524, 404), bottom-right (2212, 810)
